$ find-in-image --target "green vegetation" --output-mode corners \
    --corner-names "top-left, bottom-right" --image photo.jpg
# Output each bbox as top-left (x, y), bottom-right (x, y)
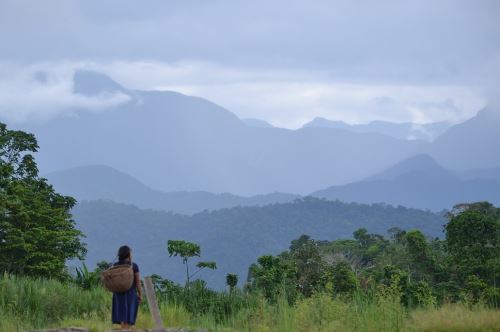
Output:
top-left (168, 240), bottom-right (217, 285)
top-left (74, 197), bottom-right (446, 290)
top-left (0, 123), bottom-right (86, 279)
top-left (1, 123), bottom-right (499, 331)
top-left (0, 274), bottom-right (108, 331)
top-left (2, 202), bottom-right (498, 331)
top-left (242, 203), bottom-right (499, 309)
top-left (2, 274), bottom-right (500, 332)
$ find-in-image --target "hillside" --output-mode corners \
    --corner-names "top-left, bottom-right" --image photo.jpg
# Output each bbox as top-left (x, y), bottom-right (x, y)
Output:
top-left (46, 165), bottom-right (299, 214)
top-left (72, 197), bottom-right (446, 289)
top-left (312, 155), bottom-right (500, 211)
top-left (429, 107), bottom-right (500, 169)
top-left (458, 166), bottom-right (500, 182)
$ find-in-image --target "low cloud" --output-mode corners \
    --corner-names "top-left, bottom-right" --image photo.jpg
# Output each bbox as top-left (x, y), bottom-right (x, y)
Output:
top-left (101, 61), bottom-right (486, 128)
top-left (0, 61), bottom-right (488, 128)
top-left (0, 62), bottom-right (130, 123)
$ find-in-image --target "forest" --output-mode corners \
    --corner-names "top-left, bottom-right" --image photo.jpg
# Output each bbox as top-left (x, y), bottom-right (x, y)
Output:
top-left (72, 195), bottom-right (446, 289)
top-left (1, 123), bottom-right (499, 331)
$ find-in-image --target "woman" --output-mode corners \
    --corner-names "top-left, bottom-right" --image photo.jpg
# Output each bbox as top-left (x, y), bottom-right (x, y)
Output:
top-left (112, 245), bottom-right (142, 330)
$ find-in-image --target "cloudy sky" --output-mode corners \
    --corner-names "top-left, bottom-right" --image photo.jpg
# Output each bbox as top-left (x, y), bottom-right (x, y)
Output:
top-left (1, 0), bottom-right (499, 128)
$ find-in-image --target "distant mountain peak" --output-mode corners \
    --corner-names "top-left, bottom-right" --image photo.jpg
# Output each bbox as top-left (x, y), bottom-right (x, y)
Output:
top-left (302, 117), bottom-right (450, 141)
top-left (302, 117), bottom-right (350, 129)
top-left (242, 118), bottom-right (274, 128)
top-left (475, 106), bottom-right (500, 120)
top-left (73, 70), bottom-right (128, 96)
top-left (392, 154), bottom-right (441, 169)
top-left (367, 154), bottom-right (455, 181)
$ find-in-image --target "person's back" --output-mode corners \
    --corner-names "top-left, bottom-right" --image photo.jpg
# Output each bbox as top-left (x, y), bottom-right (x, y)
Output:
top-left (111, 245), bottom-right (142, 330)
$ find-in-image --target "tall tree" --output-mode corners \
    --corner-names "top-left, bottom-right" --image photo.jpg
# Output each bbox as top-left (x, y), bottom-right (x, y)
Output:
top-left (289, 235), bottom-right (324, 297)
top-left (0, 123), bottom-right (86, 279)
top-left (405, 230), bottom-right (436, 281)
top-left (445, 202), bottom-right (500, 284)
top-left (226, 273), bottom-right (238, 293)
top-left (248, 254), bottom-right (297, 303)
top-left (167, 240), bottom-right (216, 285)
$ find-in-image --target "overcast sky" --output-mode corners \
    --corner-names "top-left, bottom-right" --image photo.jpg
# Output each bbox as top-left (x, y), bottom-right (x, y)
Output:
top-left (1, 0), bottom-right (499, 128)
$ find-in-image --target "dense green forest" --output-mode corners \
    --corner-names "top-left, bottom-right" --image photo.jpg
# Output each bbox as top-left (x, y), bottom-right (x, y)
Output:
top-left (1, 123), bottom-right (499, 331)
top-left (73, 197), bottom-right (445, 289)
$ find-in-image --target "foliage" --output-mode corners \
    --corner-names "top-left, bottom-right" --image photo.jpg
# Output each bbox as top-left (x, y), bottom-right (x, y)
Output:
top-left (167, 240), bottom-right (217, 285)
top-left (247, 254), bottom-right (298, 304)
top-left (0, 273), bottom-right (109, 331)
top-left (445, 202), bottom-right (500, 284)
top-left (244, 201), bottom-right (500, 309)
top-left (289, 234), bottom-right (325, 297)
top-left (0, 123), bottom-right (86, 279)
top-left (331, 261), bottom-right (359, 296)
top-left (2, 268), bottom-right (500, 332)
top-left (73, 196), bottom-right (446, 289)
top-left (73, 260), bottom-right (111, 290)
top-left (226, 273), bottom-right (238, 292)
top-left (74, 263), bottom-right (100, 290)
top-left (168, 240), bottom-right (200, 259)
top-left (196, 261), bottom-right (217, 270)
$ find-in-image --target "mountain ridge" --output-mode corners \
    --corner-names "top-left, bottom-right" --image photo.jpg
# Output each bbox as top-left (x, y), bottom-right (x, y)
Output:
top-left (312, 154), bottom-right (500, 211)
top-left (45, 165), bottom-right (300, 214)
top-left (302, 116), bottom-right (452, 141)
top-left (22, 70), bottom-right (426, 195)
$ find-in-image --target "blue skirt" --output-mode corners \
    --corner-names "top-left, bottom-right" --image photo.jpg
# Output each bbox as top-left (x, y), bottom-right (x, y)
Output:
top-left (112, 287), bottom-right (139, 325)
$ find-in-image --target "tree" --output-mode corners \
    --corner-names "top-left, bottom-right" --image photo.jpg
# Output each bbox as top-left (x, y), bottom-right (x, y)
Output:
top-left (167, 240), bottom-right (216, 285)
top-left (248, 254), bottom-right (297, 303)
top-left (226, 273), bottom-right (238, 293)
top-left (353, 228), bottom-right (371, 248)
top-left (445, 202), bottom-right (499, 284)
top-left (0, 123), bottom-right (86, 279)
top-left (387, 227), bottom-right (406, 244)
top-left (331, 261), bottom-right (359, 296)
top-left (405, 230), bottom-right (435, 281)
top-left (289, 234), bottom-right (325, 297)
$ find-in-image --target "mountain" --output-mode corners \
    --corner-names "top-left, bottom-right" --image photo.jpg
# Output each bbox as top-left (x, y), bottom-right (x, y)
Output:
top-left (241, 118), bottom-right (274, 128)
top-left (73, 70), bottom-right (128, 96)
top-left (458, 166), bottom-right (500, 183)
top-left (72, 198), bottom-right (446, 289)
top-left (366, 154), bottom-right (456, 181)
top-left (429, 108), bottom-right (500, 170)
top-left (312, 155), bottom-right (500, 211)
top-left (45, 165), bottom-right (299, 214)
top-left (18, 70), bottom-right (425, 195)
top-left (303, 117), bottom-right (451, 141)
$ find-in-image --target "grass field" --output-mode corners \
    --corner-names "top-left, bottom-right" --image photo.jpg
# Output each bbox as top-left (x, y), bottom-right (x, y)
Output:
top-left (1, 274), bottom-right (499, 332)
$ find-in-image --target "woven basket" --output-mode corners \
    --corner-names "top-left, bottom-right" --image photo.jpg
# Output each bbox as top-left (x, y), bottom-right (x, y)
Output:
top-left (101, 264), bottom-right (134, 293)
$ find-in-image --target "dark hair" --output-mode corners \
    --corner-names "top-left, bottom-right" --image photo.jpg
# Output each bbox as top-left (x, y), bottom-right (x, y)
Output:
top-left (117, 245), bottom-right (131, 261)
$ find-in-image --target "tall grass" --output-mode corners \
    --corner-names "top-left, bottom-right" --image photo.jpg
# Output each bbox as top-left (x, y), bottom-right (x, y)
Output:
top-left (0, 273), bottom-right (109, 331)
top-left (407, 304), bottom-right (500, 332)
top-left (1, 274), bottom-right (499, 332)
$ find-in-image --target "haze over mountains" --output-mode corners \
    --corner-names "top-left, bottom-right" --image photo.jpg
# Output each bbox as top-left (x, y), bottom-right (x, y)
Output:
top-left (428, 108), bottom-right (500, 170)
top-left (2, 69), bottom-right (495, 210)
top-left (46, 165), bottom-right (299, 215)
top-left (312, 155), bottom-right (500, 211)
top-left (15, 70), bottom-right (431, 195)
top-left (303, 117), bottom-right (451, 141)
